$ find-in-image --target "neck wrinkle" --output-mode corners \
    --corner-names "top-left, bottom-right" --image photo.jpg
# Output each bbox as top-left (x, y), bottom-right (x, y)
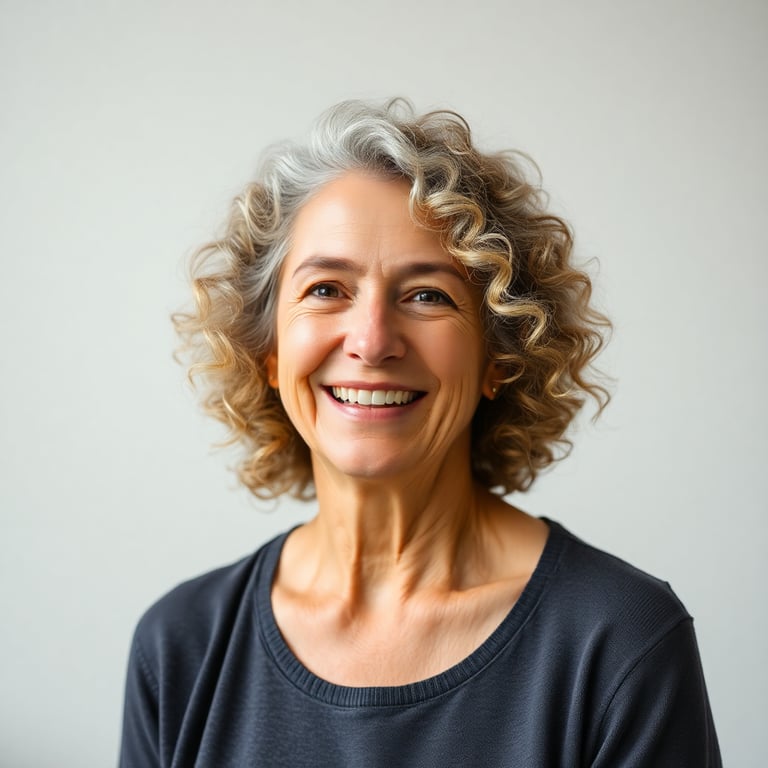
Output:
top-left (307, 456), bottom-right (482, 608)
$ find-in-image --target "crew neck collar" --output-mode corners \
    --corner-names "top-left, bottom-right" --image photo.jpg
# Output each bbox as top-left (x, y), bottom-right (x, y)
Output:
top-left (255, 519), bottom-right (567, 708)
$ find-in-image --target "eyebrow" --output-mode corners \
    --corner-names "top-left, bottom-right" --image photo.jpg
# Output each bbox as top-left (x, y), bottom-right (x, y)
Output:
top-left (291, 255), bottom-right (467, 282)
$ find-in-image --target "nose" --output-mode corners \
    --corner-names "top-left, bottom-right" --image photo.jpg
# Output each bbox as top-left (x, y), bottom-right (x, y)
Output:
top-left (343, 297), bottom-right (406, 365)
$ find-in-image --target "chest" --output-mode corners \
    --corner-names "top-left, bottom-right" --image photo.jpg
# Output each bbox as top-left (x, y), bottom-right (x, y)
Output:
top-left (270, 581), bottom-right (526, 686)
top-left (172, 613), bottom-right (599, 768)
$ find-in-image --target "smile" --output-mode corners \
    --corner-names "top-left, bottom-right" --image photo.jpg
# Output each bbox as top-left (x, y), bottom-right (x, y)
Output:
top-left (330, 386), bottom-right (422, 407)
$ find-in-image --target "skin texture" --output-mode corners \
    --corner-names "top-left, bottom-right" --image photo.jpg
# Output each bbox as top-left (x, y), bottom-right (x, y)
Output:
top-left (267, 172), bottom-right (548, 686)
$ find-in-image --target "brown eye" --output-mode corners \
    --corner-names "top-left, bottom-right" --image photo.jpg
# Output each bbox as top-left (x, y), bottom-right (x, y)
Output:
top-left (309, 283), bottom-right (341, 298)
top-left (412, 289), bottom-right (456, 307)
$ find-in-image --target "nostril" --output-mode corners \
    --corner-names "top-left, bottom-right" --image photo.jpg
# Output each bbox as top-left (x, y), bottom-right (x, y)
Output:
top-left (343, 317), bottom-right (406, 364)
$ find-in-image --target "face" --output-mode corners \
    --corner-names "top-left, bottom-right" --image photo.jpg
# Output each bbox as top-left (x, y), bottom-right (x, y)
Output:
top-left (266, 172), bottom-right (497, 484)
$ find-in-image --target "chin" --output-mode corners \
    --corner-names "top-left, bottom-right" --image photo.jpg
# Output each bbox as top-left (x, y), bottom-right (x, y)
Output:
top-left (316, 447), bottom-right (416, 483)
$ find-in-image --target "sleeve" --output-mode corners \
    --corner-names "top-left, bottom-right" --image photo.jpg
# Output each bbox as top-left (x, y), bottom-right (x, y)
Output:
top-left (119, 631), bottom-right (162, 768)
top-left (590, 618), bottom-right (722, 767)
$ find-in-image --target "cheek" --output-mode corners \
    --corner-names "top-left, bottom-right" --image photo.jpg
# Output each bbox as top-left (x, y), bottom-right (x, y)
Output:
top-left (276, 316), bottom-right (334, 384)
top-left (428, 323), bottom-right (486, 374)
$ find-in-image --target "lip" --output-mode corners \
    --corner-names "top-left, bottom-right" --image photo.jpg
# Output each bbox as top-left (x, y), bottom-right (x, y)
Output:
top-left (323, 381), bottom-right (423, 391)
top-left (322, 384), bottom-right (426, 415)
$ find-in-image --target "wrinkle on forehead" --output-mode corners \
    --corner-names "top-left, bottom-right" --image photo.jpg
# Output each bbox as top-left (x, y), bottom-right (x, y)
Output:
top-left (286, 171), bottom-right (468, 283)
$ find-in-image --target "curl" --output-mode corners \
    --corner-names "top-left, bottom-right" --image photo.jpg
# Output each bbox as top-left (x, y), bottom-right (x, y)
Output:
top-left (174, 98), bottom-right (610, 498)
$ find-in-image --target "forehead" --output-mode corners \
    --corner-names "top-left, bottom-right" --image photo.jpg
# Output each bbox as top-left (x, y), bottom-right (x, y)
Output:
top-left (286, 171), bottom-right (452, 272)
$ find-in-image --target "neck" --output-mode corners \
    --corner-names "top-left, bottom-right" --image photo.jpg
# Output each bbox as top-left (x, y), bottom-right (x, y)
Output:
top-left (299, 453), bottom-right (488, 608)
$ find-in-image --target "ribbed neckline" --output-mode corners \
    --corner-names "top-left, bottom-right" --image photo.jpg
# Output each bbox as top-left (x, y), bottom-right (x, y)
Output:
top-left (255, 518), bottom-right (567, 708)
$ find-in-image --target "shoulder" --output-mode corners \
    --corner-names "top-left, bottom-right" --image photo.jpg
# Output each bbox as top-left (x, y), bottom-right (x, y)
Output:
top-left (548, 520), bottom-right (688, 615)
top-left (131, 531), bottom-right (285, 669)
top-left (538, 520), bottom-right (692, 665)
top-left (120, 531), bottom-right (291, 765)
top-left (530, 522), bottom-right (722, 763)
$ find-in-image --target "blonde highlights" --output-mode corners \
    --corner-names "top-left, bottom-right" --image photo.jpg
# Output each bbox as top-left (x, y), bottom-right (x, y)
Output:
top-left (174, 99), bottom-right (609, 499)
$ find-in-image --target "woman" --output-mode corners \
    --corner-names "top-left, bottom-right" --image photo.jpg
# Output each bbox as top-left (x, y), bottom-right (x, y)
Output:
top-left (120, 100), bottom-right (721, 766)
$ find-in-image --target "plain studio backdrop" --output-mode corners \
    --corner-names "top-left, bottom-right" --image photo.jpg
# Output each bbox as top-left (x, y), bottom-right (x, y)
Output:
top-left (1, 0), bottom-right (765, 765)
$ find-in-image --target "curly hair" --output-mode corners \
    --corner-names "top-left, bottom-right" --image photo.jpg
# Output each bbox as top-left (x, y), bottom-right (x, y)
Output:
top-left (174, 98), bottom-right (610, 499)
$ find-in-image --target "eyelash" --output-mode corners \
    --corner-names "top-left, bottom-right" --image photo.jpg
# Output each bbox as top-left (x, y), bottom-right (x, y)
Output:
top-left (410, 289), bottom-right (456, 307)
top-left (305, 283), bottom-right (456, 308)
top-left (308, 283), bottom-right (342, 299)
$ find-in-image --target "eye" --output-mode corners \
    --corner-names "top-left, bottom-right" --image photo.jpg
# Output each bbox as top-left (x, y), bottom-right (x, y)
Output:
top-left (308, 282), bottom-right (342, 299)
top-left (410, 289), bottom-right (456, 307)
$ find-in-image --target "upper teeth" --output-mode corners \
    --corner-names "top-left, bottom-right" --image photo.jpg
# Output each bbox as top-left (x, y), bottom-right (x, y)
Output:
top-left (331, 387), bottom-right (417, 406)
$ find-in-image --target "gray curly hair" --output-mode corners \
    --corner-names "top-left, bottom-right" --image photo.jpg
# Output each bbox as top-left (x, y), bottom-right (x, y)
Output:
top-left (174, 98), bottom-right (610, 499)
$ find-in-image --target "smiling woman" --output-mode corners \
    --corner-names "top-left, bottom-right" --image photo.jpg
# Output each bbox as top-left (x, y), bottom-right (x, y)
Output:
top-left (173, 99), bottom-right (608, 501)
top-left (266, 172), bottom-right (492, 486)
top-left (119, 100), bottom-right (721, 767)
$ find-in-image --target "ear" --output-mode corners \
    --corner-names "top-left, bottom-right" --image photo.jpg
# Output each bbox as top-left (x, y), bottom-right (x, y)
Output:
top-left (265, 351), bottom-right (279, 389)
top-left (481, 360), bottom-right (504, 400)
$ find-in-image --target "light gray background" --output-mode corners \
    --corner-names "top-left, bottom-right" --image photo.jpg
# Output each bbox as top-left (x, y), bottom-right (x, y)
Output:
top-left (1, 0), bottom-right (765, 765)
